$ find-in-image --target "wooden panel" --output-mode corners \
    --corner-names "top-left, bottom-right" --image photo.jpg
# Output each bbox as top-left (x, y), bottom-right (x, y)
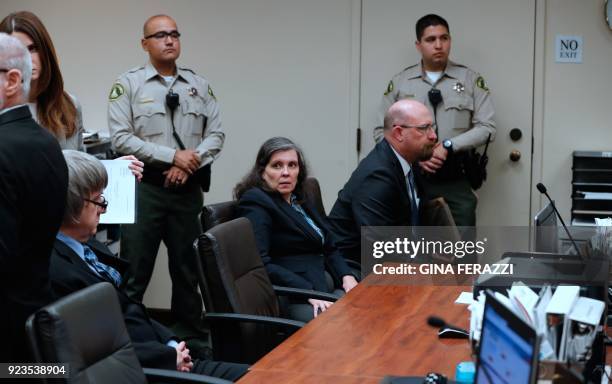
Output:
top-left (238, 371), bottom-right (379, 384)
top-left (245, 279), bottom-right (471, 380)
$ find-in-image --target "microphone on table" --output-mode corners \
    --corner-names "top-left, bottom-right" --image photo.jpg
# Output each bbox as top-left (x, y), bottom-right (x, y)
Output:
top-left (536, 182), bottom-right (583, 259)
top-left (427, 316), bottom-right (469, 339)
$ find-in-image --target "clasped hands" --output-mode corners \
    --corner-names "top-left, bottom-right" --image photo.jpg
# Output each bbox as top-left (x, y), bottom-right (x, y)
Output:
top-left (419, 142), bottom-right (448, 174)
top-left (164, 149), bottom-right (200, 188)
top-left (174, 341), bottom-right (193, 372)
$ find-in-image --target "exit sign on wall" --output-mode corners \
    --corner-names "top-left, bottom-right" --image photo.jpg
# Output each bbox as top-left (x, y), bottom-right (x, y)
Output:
top-left (555, 35), bottom-right (583, 63)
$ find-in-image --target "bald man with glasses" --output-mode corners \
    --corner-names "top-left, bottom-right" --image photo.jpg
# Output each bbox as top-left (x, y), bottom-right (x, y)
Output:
top-left (108, 15), bottom-right (224, 336)
top-left (328, 99), bottom-right (437, 262)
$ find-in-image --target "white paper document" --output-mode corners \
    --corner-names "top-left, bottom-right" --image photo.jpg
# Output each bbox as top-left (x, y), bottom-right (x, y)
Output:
top-left (455, 291), bottom-right (474, 305)
top-left (100, 160), bottom-right (136, 224)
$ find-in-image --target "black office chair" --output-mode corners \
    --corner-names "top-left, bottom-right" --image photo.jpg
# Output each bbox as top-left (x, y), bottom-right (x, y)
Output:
top-left (194, 217), bottom-right (339, 364)
top-left (302, 176), bottom-right (361, 274)
top-left (419, 197), bottom-right (464, 263)
top-left (26, 282), bottom-right (232, 384)
top-left (302, 176), bottom-right (326, 217)
top-left (200, 200), bottom-right (238, 232)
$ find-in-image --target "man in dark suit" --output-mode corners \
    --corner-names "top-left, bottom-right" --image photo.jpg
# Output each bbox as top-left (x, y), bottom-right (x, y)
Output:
top-left (0, 33), bottom-right (68, 362)
top-left (328, 99), bottom-right (437, 262)
top-left (49, 150), bottom-right (246, 381)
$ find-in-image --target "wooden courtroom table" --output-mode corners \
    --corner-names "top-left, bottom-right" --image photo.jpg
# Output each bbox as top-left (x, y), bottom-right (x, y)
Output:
top-left (239, 273), bottom-right (472, 383)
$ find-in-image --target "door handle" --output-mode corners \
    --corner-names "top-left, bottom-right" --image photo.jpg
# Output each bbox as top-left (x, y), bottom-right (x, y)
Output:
top-left (509, 149), bottom-right (521, 162)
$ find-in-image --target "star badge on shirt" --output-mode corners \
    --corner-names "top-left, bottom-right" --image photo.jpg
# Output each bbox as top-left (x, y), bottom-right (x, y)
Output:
top-left (453, 81), bottom-right (465, 94)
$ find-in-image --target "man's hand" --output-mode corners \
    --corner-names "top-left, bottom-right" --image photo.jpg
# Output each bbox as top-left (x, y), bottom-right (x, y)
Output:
top-left (307, 298), bottom-right (334, 318)
top-left (419, 142), bottom-right (448, 174)
top-left (116, 155), bottom-right (144, 182)
top-left (342, 275), bottom-right (358, 293)
top-left (163, 166), bottom-right (189, 188)
top-left (174, 341), bottom-right (193, 372)
top-left (173, 150), bottom-right (200, 174)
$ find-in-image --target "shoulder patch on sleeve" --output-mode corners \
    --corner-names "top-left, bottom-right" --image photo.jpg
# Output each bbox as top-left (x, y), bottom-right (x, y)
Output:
top-left (384, 80), bottom-right (394, 96)
top-left (475, 76), bottom-right (489, 92)
top-left (109, 83), bottom-right (125, 101)
top-left (207, 85), bottom-right (217, 101)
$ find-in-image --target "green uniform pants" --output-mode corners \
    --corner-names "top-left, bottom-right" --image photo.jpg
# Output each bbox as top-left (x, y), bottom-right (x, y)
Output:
top-left (420, 176), bottom-right (477, 227)
top-left (121, 181), bottom-right (203, 329)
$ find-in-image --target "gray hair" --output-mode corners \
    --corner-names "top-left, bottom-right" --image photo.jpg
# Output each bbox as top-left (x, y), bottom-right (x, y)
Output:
top-left (233, 136), bottom-right (309, 201)
top-left (0, 32), bottom-right (32, 99)
top-left (62, 150), bottom-right (108, 224)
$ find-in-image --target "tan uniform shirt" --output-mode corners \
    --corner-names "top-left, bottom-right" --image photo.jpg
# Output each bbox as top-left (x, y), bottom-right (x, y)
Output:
top-left (374, 61), bottom-right (495, 152)
top-left (108, 62), bottom-right (224, 168)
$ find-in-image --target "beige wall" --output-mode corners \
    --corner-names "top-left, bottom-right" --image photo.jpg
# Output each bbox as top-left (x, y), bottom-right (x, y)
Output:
top-left (0, 0), bottom-right (360, 309)
top-left (0, 0), bottom-right (359, 208)
top-left (2, 0), bottom-right (611, 309)
top-left (532, 0), bottom-right (612, 223)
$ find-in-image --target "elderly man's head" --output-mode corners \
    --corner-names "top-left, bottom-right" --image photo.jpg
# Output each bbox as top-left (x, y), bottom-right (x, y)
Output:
top-left (0, 32), bottom-right (31, 108)
top-left (61, 150), bottom-right (108, 242)
top-left (383, 99), bottom-right (437, 163)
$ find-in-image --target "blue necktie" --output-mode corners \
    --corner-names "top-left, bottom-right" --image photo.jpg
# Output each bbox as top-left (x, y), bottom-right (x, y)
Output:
top-left (83, 245), bottom-right (122, 286)
top-left (407, 170), bottom-right (419, 226)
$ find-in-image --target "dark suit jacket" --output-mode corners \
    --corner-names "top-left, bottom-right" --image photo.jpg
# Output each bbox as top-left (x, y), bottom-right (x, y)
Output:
top-left (328, 139), bottom-right (423, 262)
top-left (49, 238), bottom-right (177, 370)
top-left (0, 105), bottom-right (68, 362)
top-left (237, 187), bottom-right (353, 292)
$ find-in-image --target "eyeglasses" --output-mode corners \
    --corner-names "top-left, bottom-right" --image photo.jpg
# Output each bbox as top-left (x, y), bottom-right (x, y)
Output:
top-left (144, 30), bottom-right (181, 40)
top-left (396, 123), bottom-right (436, 133)
top-left (84, 195), bottom-right (108, 211)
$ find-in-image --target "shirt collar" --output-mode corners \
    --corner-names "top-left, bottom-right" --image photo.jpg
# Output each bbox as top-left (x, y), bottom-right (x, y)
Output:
top-left (144, 61), bottom-right (191, 85)
top-left (390, 145), bottom-right (412, 178)
top-left (443, 61), bottom-right (462, 80)
top-left (56, 232), bottom-right (86, 261)
top-left (410, 60), bottom-right (461, 82)
top-left (0, 103), bottom-right (27, 116)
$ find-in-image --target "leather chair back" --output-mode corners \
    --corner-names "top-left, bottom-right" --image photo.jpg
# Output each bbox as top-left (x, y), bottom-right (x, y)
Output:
top-left (26, 282), bottom-right (146, 384)
top-left (302, 176), bottom-right (326, 216)
top-left (195, 217), bottom-right (282, 363)
top-left (420, 197), bottom-right (458, 228)
top-left (420, 197), bottom-right (462, 262)
top-left (200, 201), bottom-right (238, 232)
top-left (197, 217), bottom-right (279, 316)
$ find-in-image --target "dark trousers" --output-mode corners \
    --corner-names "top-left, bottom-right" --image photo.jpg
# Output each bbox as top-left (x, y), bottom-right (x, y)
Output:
top-left (192, 359), bottom-right (249, 381)
top-left (420, 176), bottom-right (477, 227)
top-left (121, 182), bottom-right (203, 329)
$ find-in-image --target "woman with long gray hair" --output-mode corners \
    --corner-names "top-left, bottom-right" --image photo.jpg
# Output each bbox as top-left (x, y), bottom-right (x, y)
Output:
top-left (235, 137), bottom-right (358, 322)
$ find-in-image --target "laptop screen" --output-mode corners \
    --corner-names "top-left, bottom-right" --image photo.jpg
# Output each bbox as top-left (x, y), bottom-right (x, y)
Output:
top-left (475, 292), bottom-right (539, 384)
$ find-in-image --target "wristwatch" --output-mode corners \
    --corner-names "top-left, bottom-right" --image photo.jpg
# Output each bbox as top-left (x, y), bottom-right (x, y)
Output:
top-left (442, 139), bottom-right (453, 153)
